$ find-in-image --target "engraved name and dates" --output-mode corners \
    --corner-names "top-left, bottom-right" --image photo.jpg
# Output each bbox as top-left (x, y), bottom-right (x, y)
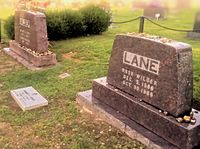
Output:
top-left (121, 51), bottom-right (160, 98)
top-left (19, 17), bottom-right (31, 46)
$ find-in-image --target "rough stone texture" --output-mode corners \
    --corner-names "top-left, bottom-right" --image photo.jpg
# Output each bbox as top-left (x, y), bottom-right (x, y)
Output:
top-left (187, 11), bottom-right (200, 40)
top-left (7, 10), bottom-right (57, 69)
top-left (9, 40), bottom-right (56, 67)
top-left (107, 34), bottom-right (193, 117)
top-left (92, 77), bottom-right (200, 149)
top-left (77, 90), bottom-right (179, 149)
top-left (15, 10), bottom-right (48, 53)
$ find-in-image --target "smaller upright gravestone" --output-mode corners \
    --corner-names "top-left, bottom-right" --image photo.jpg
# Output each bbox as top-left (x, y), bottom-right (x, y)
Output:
top-left (143, 0), bottom-right (166, 20)
top-left (187, 11), bottom-right (200, 39)
top-left (77, 33), bottom-right (200, 149)
top-left (15, 10), bottom-right (48, 53)
top-left (8, 10), bottom-right (56, 68)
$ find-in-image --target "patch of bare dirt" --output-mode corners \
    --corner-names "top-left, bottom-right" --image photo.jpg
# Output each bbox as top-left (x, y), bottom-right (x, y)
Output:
top-left (63, 51), bottom-right (82, 63)
top-left (0, 122), bottom-right (44, 148)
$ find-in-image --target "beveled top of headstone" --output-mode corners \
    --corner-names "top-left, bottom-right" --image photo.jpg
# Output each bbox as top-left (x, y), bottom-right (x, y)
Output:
top-left (15, 10), bottom-right (48, 53)
top-left (107, 33), bottom-right (193, 117)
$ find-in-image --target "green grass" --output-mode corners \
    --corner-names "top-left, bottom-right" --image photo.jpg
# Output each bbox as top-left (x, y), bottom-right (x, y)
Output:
top-left (0, 7), bottom-right (200, 148)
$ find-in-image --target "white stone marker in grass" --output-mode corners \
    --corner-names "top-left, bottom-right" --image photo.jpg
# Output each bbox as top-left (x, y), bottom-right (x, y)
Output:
top-left (11, 86), bottom-right (48, 111)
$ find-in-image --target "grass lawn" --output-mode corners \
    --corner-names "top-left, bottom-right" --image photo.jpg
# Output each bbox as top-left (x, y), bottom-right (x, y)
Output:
top-left (0, 7), bottom-right (200, 148)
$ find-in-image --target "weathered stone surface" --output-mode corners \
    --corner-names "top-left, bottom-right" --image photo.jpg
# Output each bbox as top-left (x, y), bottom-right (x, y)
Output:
top-left (187, 11), bottom-right (200, 40)
top-left (15, 10), bottom-right (48, 53)
top-left (107, 34), bottom-right (193, 117)
top-left (9, 40), bottom-right (56, 67)
top-left (77, 90), bottom-right (179, 149)
top-left (7, 10), bottom-right (57, 69)
top-left (11, 86), bottom-right (48, 111)
top-left (92, 77), bottom-right (200, 149)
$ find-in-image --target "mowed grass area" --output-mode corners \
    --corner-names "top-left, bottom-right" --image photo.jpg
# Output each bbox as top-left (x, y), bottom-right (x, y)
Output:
top-left (0, 7), bottom-right (200, 148)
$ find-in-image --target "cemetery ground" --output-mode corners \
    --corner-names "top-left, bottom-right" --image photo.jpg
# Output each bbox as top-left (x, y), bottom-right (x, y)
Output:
top-left (0, 8), bottom-right (200, 148)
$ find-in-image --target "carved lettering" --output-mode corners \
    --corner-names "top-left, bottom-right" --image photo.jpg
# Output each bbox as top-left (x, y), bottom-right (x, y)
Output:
top-left (123, 51), bottom-right (160, 75)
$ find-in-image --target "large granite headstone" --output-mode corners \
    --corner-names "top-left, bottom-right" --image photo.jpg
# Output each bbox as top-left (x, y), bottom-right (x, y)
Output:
top-left (8, 10), bottom-right (56, 68)
top-left (187, 11), bottom-right (200, 39)
top-left (143, 0), bottom-right (166, 20)
top-left (77, 33), bottom-right (200, 149)
top-left (107, 34), bottom-right (193, 117)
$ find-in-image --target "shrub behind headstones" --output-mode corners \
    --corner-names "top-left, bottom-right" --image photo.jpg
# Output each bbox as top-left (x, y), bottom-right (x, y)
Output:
top-left (4, 15), bottom-right (15, 40)
top-left (45, 9), bottom-right (86, 40)
top-left (81, 5), bottom-right (111, 35)
top-left (4, 5), bottom-right (111, 41)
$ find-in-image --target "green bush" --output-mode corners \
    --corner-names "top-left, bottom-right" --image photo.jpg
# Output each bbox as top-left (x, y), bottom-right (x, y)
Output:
top-left (81, 5), bottom-right (111, 35)
top-left (4, 5), bottom-right (111, 41)
top-left (4, 15), bottom-right (15, 40)
top-left (46, 9), bottom-right (86, 40)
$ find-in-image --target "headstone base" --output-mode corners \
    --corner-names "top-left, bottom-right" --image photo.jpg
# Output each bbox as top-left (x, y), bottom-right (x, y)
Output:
top-left (187, 32), bottom-right (200, 40)
top-left (7, 40), bottom-right (57, 69)
top-left (77, 90), bottom-right (178, 149)
top-left (83, 77), bottom-right (200, 149)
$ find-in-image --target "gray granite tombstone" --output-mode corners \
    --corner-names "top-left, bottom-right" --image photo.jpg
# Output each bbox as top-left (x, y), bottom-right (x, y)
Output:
top-left (187, 11), bottom-right (200, 39)
top-left (77, 33), bottom-right (200, 149)
top-left (8, 10), bottom-right (57, 68)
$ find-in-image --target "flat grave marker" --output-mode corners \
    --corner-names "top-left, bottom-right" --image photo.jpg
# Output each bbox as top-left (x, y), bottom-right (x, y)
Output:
top-left (58, 72), bottom-right (70, 79)
top-left (11, 86), bottom-right (48, 111)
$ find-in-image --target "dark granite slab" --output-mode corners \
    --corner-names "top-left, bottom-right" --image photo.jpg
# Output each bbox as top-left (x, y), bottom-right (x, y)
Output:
top-left (77, 90), bottom-right (179, 149)
top-left (92, 77), bottom-right (200, 149)
top-left (107, 34), bottom-right (193, 117)
top-left (15, 10), bottom-right (48, 53)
